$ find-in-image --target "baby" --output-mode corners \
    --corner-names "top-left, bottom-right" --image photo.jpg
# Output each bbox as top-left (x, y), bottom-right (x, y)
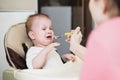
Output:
top-left (25, 13), bottom-right (76, 69)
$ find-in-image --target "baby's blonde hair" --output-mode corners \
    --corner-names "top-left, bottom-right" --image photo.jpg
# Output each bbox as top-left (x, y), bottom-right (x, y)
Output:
top-left (25, 13), bottom-right (50, 35)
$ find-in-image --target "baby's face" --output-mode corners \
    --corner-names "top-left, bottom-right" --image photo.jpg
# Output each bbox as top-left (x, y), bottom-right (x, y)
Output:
top-left (31, 17), bottom-right (54, 47)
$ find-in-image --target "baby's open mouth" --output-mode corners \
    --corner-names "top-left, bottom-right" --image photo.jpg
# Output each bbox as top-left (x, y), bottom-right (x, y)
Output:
top-left (46, 35), bottom-right (52, 39)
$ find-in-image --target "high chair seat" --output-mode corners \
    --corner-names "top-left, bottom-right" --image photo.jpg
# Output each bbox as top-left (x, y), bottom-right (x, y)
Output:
top-left (4, 23), bottom-right (33, 69)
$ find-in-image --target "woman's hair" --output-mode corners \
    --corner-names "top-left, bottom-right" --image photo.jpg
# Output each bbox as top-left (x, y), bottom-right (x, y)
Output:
top-left (106, 0), bottom-right (120, 17)
top-left (25, 13), bottom-right (50, 34)
top-left (114, 0), bottom-right (120, 9)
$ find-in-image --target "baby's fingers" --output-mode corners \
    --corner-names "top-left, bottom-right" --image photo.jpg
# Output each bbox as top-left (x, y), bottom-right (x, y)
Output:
top-left (47, 42), bottom-right (60, 51)
top-left (51, 42), bottom-right (61, 47)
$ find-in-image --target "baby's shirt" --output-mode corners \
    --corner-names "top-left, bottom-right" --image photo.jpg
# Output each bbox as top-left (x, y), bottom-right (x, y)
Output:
top-left (26, 47), bottom-right (63, 69)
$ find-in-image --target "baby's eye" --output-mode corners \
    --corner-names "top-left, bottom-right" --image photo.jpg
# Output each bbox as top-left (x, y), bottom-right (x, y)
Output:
top-left (50, 27), bottom-right (53, 30)
top-left (42, 28), bottom-right (46, 30)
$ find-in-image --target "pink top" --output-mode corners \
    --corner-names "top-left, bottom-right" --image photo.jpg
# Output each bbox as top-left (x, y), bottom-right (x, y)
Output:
top-left (80, 17), bottom-right (120, 80)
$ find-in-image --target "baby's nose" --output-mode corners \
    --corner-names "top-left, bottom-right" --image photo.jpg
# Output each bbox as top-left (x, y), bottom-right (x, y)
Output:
top-left (47, 29), bottom-right (52, 33)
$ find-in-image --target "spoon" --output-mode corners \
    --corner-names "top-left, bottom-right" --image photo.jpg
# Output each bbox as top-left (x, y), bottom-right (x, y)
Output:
top-left (54, 32), bottom-right (73, 39)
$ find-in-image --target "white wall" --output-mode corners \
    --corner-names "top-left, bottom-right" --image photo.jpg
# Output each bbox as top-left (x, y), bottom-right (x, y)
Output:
top-left (0, 0), bottom-right (37, 11)
top-left (0, 11), bottom-right (36, 80)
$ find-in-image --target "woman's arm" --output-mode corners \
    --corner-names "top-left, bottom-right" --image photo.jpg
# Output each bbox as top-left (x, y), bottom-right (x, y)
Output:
top-left (66, 27), bottom-right (86, 60)
top-left (70, 43), bottom-right (86, 60)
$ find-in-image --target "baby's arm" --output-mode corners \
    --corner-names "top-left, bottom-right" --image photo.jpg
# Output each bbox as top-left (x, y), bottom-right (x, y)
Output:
top-left (32, 42), bottom-right (60, 69)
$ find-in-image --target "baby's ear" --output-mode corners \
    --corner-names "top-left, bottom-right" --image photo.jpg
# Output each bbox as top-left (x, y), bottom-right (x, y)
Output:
top-left (28, 31), bottom-right (35, 40)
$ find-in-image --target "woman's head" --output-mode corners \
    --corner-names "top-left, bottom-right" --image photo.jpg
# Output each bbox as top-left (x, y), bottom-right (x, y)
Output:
top-left (89, 0), bottom-right (120, 25)
top-left (26, 13), bottom-right (54, 47)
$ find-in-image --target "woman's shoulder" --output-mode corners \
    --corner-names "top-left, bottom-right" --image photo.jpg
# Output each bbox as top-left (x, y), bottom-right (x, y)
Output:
top-left (87, 17), bottom-right (120, 46)
top-left (91, 17), bottom-right (120, 37)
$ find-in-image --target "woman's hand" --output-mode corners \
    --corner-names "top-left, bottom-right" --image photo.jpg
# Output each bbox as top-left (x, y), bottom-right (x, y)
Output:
top-left (65, 27), bottom-right (82, 49)
top-left (65, 27), bottom-right (85, 60)
top-left (71, 27), bottom-right (82, 44)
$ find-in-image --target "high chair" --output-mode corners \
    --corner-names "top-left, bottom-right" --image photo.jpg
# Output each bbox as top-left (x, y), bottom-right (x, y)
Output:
top-left (3, 23), bottom-right (33, 80)
top-left (3, 22), bottom-right (83, 80)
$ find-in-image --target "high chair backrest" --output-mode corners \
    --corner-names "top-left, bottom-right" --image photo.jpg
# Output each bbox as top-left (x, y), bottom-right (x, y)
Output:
top-left (4, 23), bottom-right (33, 69)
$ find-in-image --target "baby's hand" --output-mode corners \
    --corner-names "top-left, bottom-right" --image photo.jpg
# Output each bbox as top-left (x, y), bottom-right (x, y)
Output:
top-left (45, 42), bottom-right (60, 52)
top-left (61, 53), bottom-right (76, 62)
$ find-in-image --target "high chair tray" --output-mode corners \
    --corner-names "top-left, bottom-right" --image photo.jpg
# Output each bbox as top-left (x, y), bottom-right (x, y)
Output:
top-left (3, 58), bottom-right (82, 80)
top-left (3, 69), bottom-right (14, 80)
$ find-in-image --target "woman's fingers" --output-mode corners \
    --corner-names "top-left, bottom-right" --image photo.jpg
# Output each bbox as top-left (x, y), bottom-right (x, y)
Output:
top-left (74, 26), bottom-right (80, 34)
